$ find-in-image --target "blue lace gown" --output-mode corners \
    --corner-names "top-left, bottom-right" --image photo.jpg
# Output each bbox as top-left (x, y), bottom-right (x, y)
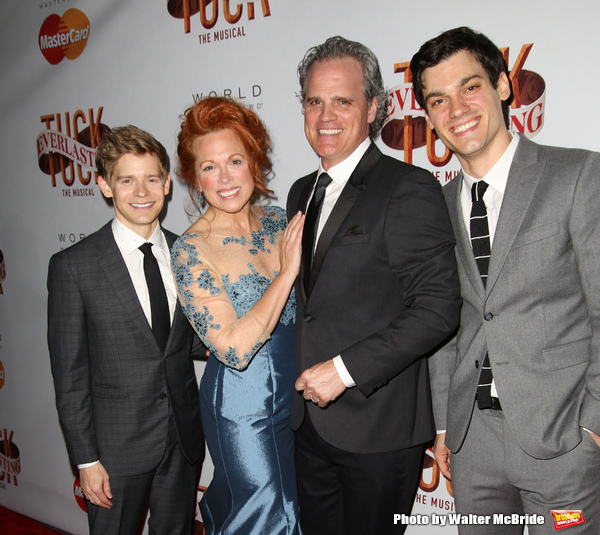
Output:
top-left (171, 206), bottom-right (299, 535)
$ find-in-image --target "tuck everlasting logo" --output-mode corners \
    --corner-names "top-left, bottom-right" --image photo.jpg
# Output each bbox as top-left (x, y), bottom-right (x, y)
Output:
top-left (37, 107), bottom-right (110, 197)
top-left (0, 429), bottom-right (20, 488)
top-left (168, 0), bottom-right (271, 43)
top-left (417, 448), bottom-right (455, 513)
top-left (39, 8), bottom-right (90, 65)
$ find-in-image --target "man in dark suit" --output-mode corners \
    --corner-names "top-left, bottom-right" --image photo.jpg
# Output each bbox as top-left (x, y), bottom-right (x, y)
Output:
top-left (287, 36), bottom-right (461, 535)
top-left (47, 125), bottom-right (204, 534)
top-left (410, 27), bottom-right (600, 533)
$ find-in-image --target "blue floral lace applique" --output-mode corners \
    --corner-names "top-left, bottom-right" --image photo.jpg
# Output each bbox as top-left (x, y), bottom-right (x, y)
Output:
top-left (222, 206), bottom-right (287, 255)
top-left (222, 263), bottom-right (270, 317)
top-left (171, 208), bottom-right (295, 369)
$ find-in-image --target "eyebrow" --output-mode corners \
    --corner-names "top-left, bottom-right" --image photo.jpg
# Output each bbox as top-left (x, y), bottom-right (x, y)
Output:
top-left (115, 173), bottom-right (161, 180)
top-left (425, 74), bottom-right (485, 101)
top-left (305, 95), bottom-right (356, 103)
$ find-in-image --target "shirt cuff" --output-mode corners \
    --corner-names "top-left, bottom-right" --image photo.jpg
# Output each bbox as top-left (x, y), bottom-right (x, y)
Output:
top-left (78, 460), bottom-right (100, 469)
top-left (333, 355), bottom-right (356, 388)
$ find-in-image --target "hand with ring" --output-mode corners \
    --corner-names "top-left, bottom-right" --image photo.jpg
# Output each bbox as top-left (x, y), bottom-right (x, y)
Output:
top-left (309, 393), bottom-right (320, 403)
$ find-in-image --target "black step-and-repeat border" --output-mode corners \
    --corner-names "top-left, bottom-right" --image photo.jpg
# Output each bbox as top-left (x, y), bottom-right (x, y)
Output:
top-left (1, 2), bottom-right (597, 533)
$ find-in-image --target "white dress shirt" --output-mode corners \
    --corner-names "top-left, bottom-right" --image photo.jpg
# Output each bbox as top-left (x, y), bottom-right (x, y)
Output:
top-left (111, 218), bottom-right (177, 326)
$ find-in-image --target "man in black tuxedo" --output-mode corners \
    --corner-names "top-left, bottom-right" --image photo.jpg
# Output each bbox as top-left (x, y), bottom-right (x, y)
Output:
top-left (287, 36), bottom-right (461, 535)
top-left (47, 125), bottom-right (203, 534)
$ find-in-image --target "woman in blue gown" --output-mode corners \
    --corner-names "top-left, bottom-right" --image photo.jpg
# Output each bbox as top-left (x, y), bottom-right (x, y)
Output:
top-left (171, 96), bottom-right (303, 534)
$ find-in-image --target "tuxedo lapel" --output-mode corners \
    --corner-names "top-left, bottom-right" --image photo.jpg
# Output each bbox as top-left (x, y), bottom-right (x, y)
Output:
top-left (96, 224), bottom-right (159, 351)
top-left (308, 143), bottom-right (382, 295)
top-left (296, 173), bottom-right (317, 304)
top-left (486, 137), bottom-right (543, 294)
top-left (298, 172), bottom-right (317, 214)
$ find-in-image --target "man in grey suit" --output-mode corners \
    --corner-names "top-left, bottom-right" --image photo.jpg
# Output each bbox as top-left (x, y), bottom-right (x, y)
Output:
top-left (410, 27), bottom-right (600, 533)
top-left (47, 126), bottom-right (203, 534)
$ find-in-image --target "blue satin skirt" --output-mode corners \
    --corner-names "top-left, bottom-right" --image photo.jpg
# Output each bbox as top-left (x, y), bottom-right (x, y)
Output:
top-left (199, 321), bottom-right (300, 534)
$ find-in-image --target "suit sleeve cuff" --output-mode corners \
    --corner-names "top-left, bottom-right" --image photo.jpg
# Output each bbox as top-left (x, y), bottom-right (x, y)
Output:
top-left (333, 355), bottom-right (356, 388)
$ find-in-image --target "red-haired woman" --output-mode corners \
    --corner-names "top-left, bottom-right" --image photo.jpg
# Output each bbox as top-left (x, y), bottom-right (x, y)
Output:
top-left (171, 97), bottom-right (303, 534)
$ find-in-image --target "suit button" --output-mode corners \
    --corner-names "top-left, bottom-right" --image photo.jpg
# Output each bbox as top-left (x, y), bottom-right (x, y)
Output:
top-left (484, 312), bottom-right (494, 321)
top-left (304, 314), bottom-right (312, 322)
top-left (159, 393), bottom-right (167, 400)
top-left (475, 360), bottom-right (480, 369)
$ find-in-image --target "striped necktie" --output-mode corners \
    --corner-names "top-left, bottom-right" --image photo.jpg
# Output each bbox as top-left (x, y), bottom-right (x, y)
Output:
top-left (470, 181), bottom-right (495, 409)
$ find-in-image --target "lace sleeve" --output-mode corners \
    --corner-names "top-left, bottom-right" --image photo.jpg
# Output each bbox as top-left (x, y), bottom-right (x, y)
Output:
top-left (171, 235), bottom-right (271, 370)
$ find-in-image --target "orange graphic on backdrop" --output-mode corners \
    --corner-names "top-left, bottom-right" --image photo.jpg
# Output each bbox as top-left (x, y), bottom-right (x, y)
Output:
top-left (39, 8), bottom-right (90, 65)
top-left (0, 429), bottom-right (20, 487)
top-left (168, 0), bottom-right (271, 33)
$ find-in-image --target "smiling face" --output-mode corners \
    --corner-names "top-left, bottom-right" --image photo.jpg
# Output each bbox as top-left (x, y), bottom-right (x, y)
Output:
top-left (421, 50), bottom-right (511, 177)
top-left (193, 129), bottom-right (255, 216)
top-left (303, 57), bottom-right (377, 171)
top-left (98, 152), bottom-right (170, 239)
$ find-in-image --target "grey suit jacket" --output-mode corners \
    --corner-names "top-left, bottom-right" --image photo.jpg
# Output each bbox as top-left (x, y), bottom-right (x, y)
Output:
top-left (429, 135), bottom-right (600, 459)
top-left (47, 222), bottom-right (204, 476)
top-left (287, 143), bottom-right (461, 454)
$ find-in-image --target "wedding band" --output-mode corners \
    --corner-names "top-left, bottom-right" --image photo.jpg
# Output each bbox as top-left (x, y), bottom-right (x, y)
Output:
top-left (310, 394), bottom-right (319, 403)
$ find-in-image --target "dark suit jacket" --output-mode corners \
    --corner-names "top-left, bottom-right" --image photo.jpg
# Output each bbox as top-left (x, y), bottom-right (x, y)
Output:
top-left (429, 135), bottom-right (600, 459)
top-left (287, 143), bottom-right (461, 454)
top-left (47, 222), bottom-right (204, 475)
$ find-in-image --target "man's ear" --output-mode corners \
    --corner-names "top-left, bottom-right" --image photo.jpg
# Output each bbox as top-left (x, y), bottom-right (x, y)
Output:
top-left (97, 176), bottom-right (113, 199)
top-left (497, 71), bottom-right (511, 103)
top-left (425, 112), bottom-right (434, 131)
top-left (163, 173), bottom-right (171, 195)
top-left (367, 97), bottom-right (378, 124)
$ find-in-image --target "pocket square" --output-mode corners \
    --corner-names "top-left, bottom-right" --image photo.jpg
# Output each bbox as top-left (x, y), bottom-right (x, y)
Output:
top-left (344, 225), bottom-right (363, 236)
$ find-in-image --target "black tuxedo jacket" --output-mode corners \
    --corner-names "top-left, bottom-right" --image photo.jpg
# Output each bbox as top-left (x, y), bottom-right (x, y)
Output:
top-left (287, 143), bottom-right (461, 454)
top-left (47, 222), bottom-right (204, 475)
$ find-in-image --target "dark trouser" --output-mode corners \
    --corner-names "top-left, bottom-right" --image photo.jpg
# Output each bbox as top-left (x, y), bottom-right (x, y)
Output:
top-left (295, 412), bottom-right (424, 535)
top-left (87, 416), bottom-right (200, 535)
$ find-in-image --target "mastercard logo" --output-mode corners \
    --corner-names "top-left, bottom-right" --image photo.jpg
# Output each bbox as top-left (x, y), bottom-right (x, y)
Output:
top-left (73, 477), bottom-right (88, 512)
top-left (39, 9), bottom-right (90, 65)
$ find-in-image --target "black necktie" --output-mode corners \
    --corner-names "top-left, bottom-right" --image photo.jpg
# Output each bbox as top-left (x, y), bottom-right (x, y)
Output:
top-left (470, 181), bottom-right (495, 409)
top-left (139, 242), bottom-right (170, 352)
top-left (302, 172), bottom-right (333, 294)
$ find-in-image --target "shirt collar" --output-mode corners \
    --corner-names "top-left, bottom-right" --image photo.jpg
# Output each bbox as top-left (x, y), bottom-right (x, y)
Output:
top-left (111, 218), bottom-right (164, 256)
top-left (317, 137), bottom-right (371, 186)
top-left (462, 132), bottom-right (520, 194)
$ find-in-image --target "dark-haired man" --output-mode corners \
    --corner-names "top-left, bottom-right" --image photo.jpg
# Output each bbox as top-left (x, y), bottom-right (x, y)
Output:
top-left (411, 27), bottom-right (600, 532)
top-left (48, 125), bottom-right (203, 534)
top-left (287, 36), bottom-right (461, 535)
